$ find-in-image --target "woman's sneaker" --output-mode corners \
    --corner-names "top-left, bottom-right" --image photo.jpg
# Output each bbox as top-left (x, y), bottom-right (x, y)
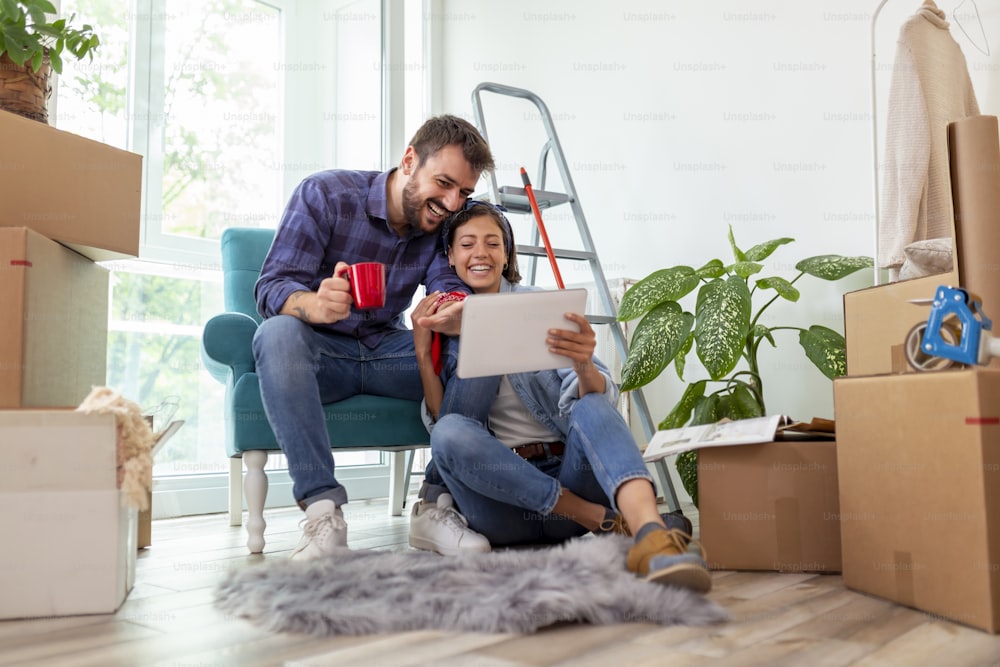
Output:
top-left (408, 493), bottom-right (491, 556)
top-left (626, 528), bottom-right (712, 593)
top-left (662, 509), bottom-right (694, 537)
top-left (596, 509), bottom-right (693, 542)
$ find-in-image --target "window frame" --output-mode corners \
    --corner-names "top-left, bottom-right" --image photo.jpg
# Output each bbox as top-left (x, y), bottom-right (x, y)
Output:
top-left (101, 0), bottom-right (415, 517)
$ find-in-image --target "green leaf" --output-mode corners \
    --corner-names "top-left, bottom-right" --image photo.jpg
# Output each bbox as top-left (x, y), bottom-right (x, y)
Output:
top-left (726, 261), bottom-right (763, 280)
top-left (676, 450), bottom-right (699, 507)
top-left (3, 40), bottom-right (25, 64)
top-left (695, 258), bottom-right (725, 279)
top-left (728, 383), bottom-right (765, 419)
top-left (47, 44), bottom-right (61, 72)
top-left (755, 276), bottom-right (800, 302)
top-left (728, 225), bottom-right (747, 262)
top-left (753, 323), bottom-right (776, 348)
top-left (744, 237), bottom-right (795, 261)
top-left (691, 394), bottom-right (721, 426)
top-left (659, 381), bottom-right (707, 432)
top-left (0, 0), bottom-right (20, 19)
top-left (617, 266), bottom-right (699, 321)
top-left (674, 332), bottom-right (694, 381)
top-left (29, 48), bottom-right (40, 71)
top-left (27, 6), bottom-right (45, 27)
top-left (695, 276), bottom-right (752, 380)
top-left (34, 0), bottom-right (58, 14)
top-left (715, 395), bottom-right (733, 422)
top-left (799, 325), bottom-right (847, 379)
top-left (795, 255), bottom-right (874, 281)
top-left (32, 24), bottom-right (61, 39)
top-left (620, 302), bottom-right (694, 391)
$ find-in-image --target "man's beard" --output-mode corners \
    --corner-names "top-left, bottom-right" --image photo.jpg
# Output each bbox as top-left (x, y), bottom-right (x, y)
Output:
top-left (401, 177), bottom-right (448, 233)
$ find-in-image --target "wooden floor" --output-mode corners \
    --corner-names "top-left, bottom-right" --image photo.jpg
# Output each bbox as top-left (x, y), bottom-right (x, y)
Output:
top-left (3, 498), bottom-right (1000, 667)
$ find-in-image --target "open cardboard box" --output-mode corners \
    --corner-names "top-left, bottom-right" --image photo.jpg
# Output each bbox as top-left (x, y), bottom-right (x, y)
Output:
top-left (137, 419), bottom-right (184, 548)
top-left (835, 368), bottom-right (1000, 633)
top-left (0, 410), bottom-right (136, 619)
top-left (698, 438), bottom-right (842, 573)
top-left (843, 269), bottom-right (958, 377)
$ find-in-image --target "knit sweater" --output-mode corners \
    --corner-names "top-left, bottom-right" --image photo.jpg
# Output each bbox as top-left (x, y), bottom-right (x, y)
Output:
top-left (878, 0), bottom-right (979, 271)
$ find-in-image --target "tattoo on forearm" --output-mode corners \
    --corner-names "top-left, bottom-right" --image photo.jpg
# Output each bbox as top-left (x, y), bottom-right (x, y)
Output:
top-left (289, 292), bottom-right (312, 323)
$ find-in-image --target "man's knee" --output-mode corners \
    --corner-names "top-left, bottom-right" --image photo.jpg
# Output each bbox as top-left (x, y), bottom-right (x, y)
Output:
top-left (254, 316), bottom-right (310, 362)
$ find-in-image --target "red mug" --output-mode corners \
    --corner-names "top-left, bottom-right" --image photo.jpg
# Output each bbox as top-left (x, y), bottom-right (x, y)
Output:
top-left (337, 262), bottom-right (386, 310)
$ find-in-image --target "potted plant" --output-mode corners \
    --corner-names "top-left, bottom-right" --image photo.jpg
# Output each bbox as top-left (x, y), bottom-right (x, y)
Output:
top-left (617, 225), bottom-right (872, 506)
top-left (0, 0), bottom-right (100, 123)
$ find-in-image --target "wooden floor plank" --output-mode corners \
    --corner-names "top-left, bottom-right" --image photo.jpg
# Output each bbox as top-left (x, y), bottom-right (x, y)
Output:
top-left (4, 495), bottom-right (1000, 666)
top-left (0, 618), bottom-right (161, 666)
top-left (852, 620), bottom-right (1000, 666)
top-left (286, 631), bottom-right (517, 667)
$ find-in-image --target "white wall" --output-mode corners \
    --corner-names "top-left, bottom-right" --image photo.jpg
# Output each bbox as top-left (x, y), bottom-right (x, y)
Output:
top-left (430, 0), bottom-right (1000, 441)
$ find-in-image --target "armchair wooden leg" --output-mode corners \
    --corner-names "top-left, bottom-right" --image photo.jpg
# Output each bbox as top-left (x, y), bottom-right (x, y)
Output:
top-left (243, 450), bottom-right (268, 553)
top-left (388, 450), bottom-right (407, 517)
top-left (228, 458), bottom-right (243, 527)
top-left (401, 449), bottom-right (415, 509)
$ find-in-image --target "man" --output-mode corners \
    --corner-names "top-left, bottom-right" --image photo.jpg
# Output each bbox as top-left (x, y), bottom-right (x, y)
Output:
top-left (253, 115), bottom-right (493, 560)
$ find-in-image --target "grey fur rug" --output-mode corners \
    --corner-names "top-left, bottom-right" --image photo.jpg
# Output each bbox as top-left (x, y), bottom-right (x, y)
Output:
top-left (215, 535), bottom-right (728, 636)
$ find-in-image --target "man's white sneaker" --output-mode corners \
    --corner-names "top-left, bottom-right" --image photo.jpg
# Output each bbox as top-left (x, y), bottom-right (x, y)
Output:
top-left (289, 499), bottom-right (348, 561)
top-left (408, 493), bottom-right (491, 556)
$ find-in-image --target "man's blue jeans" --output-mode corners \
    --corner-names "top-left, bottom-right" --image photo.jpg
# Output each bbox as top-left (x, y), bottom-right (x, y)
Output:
top-left (252, 315), bottom-right (424, 508)
top-left (430, 390), bottom-right (655, 546)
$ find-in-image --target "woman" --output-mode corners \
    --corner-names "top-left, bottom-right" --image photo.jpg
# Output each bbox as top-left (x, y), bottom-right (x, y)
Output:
top-left (412, 200), bottom-right (711, 592)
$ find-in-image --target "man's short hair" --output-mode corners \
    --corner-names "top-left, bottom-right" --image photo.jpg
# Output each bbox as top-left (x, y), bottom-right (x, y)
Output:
top-left (409, 115), bottom-right (495, 174)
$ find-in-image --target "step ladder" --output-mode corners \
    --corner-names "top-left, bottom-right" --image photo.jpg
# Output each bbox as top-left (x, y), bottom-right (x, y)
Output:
top-left (469, 82), bottom-right (681, 511)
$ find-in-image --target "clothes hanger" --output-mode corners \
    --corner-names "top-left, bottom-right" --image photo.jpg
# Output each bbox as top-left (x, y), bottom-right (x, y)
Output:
top-left (952, 0), bottom-right (990, 56)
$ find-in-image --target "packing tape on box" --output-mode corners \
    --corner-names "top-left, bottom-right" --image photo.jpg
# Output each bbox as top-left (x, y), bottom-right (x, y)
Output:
top-left (948, 115), bottom-right (1000, 369)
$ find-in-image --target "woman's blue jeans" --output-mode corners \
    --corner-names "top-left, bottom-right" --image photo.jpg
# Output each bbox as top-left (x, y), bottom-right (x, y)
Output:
top-left (252, 315), bottom-right (424, 507)
top-left (430, 389), bottom-right (655, 546)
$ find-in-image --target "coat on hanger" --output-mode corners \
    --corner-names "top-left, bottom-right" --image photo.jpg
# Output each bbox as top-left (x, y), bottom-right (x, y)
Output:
top-left (878, 0), bottom-right (980, 271)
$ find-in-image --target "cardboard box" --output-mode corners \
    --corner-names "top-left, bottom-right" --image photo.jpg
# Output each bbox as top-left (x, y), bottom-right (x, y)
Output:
top-left (697, 440), bottom-right (841, 573)
top-left (843, 269), bottom-right (959, 377)
top-left (0, 227), bottom-right (109, 408)
top-left (834, 369), bottom-right (1000, 633)
top-left (0, 410), bottom-right (137, 619)
top-left (0, 109), bottom-right (141, 261)
top-left (137, 420), bottom-right (184, 549)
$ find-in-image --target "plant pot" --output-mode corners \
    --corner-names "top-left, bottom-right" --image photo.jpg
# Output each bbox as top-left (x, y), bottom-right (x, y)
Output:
top-left (0, 51), bottom-right (51, 124)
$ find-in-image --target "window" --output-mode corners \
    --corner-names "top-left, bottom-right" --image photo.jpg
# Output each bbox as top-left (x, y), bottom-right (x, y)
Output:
top-left (137, 0), bottom-right (283, 261)
top-left (56, 0), bottom-right (404, 516)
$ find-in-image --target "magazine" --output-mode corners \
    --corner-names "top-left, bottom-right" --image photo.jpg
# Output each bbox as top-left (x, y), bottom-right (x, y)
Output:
top-left (641, 415), bottom-right (783, 462)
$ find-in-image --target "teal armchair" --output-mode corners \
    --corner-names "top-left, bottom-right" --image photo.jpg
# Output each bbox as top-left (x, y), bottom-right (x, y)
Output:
top-left (201, 227), bottom-right (429, 553)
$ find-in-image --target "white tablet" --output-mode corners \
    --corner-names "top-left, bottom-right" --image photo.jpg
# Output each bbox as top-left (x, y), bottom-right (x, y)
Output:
top-left (456, 288), bottom-right (589, 378)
